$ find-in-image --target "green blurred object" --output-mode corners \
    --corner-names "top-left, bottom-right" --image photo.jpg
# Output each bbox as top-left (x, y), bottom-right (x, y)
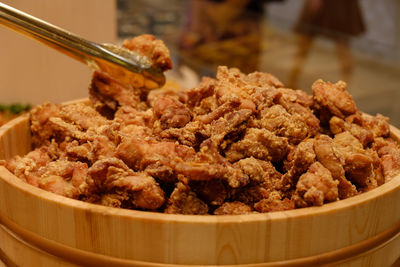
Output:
top-left (0, 103), bottom-right (31, 114)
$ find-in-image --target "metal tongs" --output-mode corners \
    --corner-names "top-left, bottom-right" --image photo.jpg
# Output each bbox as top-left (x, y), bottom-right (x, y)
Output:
top-left (0, 2), bottom-right (165, 89)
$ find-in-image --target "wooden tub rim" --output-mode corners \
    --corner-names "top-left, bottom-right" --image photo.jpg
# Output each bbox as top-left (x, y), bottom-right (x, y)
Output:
top-left (1, 113), bottom-right (400, 225)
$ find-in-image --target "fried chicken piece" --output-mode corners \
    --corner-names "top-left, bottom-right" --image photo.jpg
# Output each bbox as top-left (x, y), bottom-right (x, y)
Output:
top-left (117, 135), bottom-right (227, 186)
top-left (365, 148), bottom-right (385, 187)
top-left (31, 102), bottom-right (118, 158)
top-left (361, 113), bottom-right (390, 138)
top-left (90, 35), bottom-right (174, 110)
top-left (330, 113), bottom-right (389, 146)
top-left (89, 71), bottom-right (144, 116)
top-left (186, 77), bottom-right (216, 108)
top-left (90, 35), bottom-right (172, 92)
top-left (122, 34), bottom-right (173, 71)
top-left (294, 162), bottom-right (339, 207)
top-left (314, 135), bottom-right (358, 199)
top-left (31, 106), bottom-right (98, 149)
top-left (48, 117), bottom-right (87, 140)
top-left (234, 157), bottom-right (281, 184)
top-left (213, 67), bottom-right (285, 111)
top-left (59, 103), bottom-right (108, 130)
top-left (246, 71), bottom-right (284, 88)
top-left (214, 201), bottom-right (252, 215)
top-left (159, 120), bottom-right (210, 147)
top-left (153, 95), bottom-right (191, 130)
top-left (173, 161), bottom-right (247, 188)
top-left (116, 136), bottom-right (196, 171)
top-left (30, 102), bottom-right (62, 147)
top-left (110, 174), bottom-right (165, 210)
top-left (232, 158), bottom-right (283, 206)
top-left (56, 122), bottom-right (120, 164)
top-left (8, 153), bottom-right (88, 199)
top-left (86, 157), bottom-right (132, 190)
top-left (87, 158), bottom-right (165, 210)
top-left (172, 161), bottom-right (226, 181)
top-left (164, 182), bottom-right (208, 214)
top-left (99, 193), bottom-right (129, 208)
top-left (254, 191), bottom-right (295, 212)
top-left (214, 67), bottom-right (249, 103)
top-left (253, 105), bottom-right (311, 144)
top-left (192, 68), bottom-right (283, 121)
top-left (114, 106), bottom-right (155, 128)
top-left (381, 153), bottom-right (400, 182)
top-left (173, 140), bottom-right (249, 188)
top-left (194, 97), bottom-right (241, 124)
top-left (37, 160), bottom-right (88, 198)
top-left (249, 86), bottom-right (281, 112)
top-left (282, 138), bottom-right (316, 189)
top-left (173, 156), bottom-right (249, 188)
top-left (234, 184), bottom-right (269, 205)
top-left (312, 80), bottom-right (357, 123)
top-left (209, 109), bottom-right (253, 146)
top-left (233, 185), bottom-right (270, 206)
top-left (119, 124), bottom-right (153, 139)
top-left (192, 95), bottom-right (219, 116)
top-left (213, 67), bottom-right (261, 112)
top-left (190, 179), bottom-right (230, 206)
top-left (88, 123), bottom-right (121, 161)
top-left (144, 163), bottom-right (177, 183)
top-left (5, 146), bottom-right (53, 185)
top-left (37, 175), bottom-right (79, 198)
top-left (64, 141), bottom-right (93, 162)
top-left (333, 132), bottom-right (375, 188)
top-left (90, 133), bottom-right (118, 161)
top-left (314, 135), bottom-right (346, 179)
top-left (163, 105), bottom-right (248, 154)
top-left (39, 159), bottom-right (76, 177)
top-left (147, 86), bottom-right (188, 108)
top-left (329, 116), bottom-right (374, 147)
top-left (278, 88), bottom-right (314, 107)
top-left (373, 137), bottom-right (400, 181)
top-left (225, 128), bottom-right (288, 163)
top-left (277, 88), bottom-right (320, 138)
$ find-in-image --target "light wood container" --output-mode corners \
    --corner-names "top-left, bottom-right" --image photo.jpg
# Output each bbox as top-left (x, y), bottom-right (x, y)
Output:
top-left (0, 103), bottom-right (399, 266)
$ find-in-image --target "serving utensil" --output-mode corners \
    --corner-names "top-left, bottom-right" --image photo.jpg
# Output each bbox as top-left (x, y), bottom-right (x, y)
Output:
top-left (0, 2), bottom-right (165, 89)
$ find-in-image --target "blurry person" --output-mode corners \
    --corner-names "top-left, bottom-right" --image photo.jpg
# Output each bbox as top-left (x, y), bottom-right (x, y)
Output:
top-left (179, 0), bottom-right (283, 75)
top-left (288, 0), bottom-right (365, 88)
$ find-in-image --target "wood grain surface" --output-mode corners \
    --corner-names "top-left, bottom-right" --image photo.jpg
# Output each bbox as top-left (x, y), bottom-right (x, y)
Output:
top-left (0, 107), bottom-right (399, 266)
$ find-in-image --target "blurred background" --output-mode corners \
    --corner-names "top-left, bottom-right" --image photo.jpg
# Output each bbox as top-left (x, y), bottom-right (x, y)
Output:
top-left (1, 0), bottom-right (400, 127)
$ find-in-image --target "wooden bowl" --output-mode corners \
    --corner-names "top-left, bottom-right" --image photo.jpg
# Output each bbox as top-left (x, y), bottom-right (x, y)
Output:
top-left (0, 100), bottom-right (399, 267)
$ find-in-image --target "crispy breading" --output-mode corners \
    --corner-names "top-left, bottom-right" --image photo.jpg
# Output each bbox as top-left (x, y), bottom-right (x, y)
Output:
top-left (87, 158), bottom-right (165, 210)
top-left (6, 41), bottom-right (400, 214)
top-left (225, 128), bottom-right (288, 163)
top-left (254, 191), bottom-right (295, 212)
top-left (214, 201), bottom-right (252, 215)
top-left (312, 79), bottom-right (357, 121)
top-left (314, 135), bottom-right (358, 199)
top-left (294, 162), bottom-right (339, 207)
top-left (122, 34), bottom-right (173, 71)
top-left (153, 95), bottom-right (191, 129)
top-left (164, 182), bottom-right (208, 214)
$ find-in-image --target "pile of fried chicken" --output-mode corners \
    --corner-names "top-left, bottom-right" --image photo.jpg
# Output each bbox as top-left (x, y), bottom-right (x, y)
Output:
top-left (3, 35), bottom-right (400, 215)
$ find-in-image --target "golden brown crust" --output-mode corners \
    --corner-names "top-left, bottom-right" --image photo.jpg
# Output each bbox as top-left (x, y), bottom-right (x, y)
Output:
top-left (122, 34), bottom-right (173, 71)
top-left (6, 59), bottom-right (400, 215)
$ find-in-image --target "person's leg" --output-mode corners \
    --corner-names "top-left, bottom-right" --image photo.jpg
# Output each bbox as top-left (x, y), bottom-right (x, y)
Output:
top-left (288, 34), bottom-right (314, 89)
top-left (335, 38), bottom-right (353, 84)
